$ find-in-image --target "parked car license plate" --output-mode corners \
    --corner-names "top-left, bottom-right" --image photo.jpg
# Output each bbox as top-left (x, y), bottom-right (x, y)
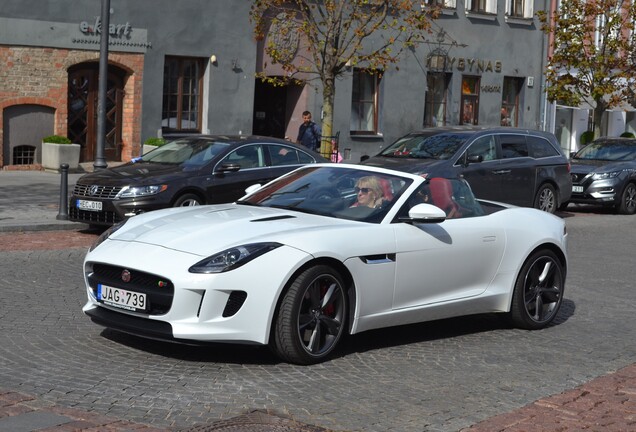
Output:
top-left (77, 199), bottom-right (102, 211)
top-left (97, 284), bottom-right (146, 311)
top-left (572, 186), bottom-right (584, 193)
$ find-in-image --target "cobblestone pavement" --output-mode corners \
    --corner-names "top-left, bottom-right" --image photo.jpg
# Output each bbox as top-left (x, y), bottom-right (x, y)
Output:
top-left (0, 212), bottom-right (635, 431)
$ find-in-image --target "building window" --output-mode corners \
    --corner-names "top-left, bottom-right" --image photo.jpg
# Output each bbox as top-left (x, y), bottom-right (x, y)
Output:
top-left (501, 77), bottom-right (523, 127)
top-left (162, 57), bottom-right (204, 132)
top-left (424, 72), bottom-right (451, 127)
top-left (351, 69), bottom-right (382, 135)
top-left (505, 0), bottom-right (533, 18)
top-left (425, 0), bottom-right (457, 8)
top-left (466, 0), bottom-right (497, 14)
top-left (460, 76), bottom-right (480, 125)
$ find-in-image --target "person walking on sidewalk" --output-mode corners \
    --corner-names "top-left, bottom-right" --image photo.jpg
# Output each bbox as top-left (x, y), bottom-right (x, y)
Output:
top-left (296, 111), bottom-right (321, 153)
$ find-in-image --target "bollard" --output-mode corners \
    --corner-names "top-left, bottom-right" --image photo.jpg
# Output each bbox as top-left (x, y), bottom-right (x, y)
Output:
top-left (56, 163), bottom-right (70, 220)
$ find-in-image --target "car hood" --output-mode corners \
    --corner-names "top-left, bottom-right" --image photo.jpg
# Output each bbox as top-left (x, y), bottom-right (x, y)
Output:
top-left (77, 162), bottom-right (194, 185)
top-left (107, 204), bottom-right (359, 256)
top-left (570, 158), bottom-right (632, 174)
top-left (359, 156), bottom-right (447, 174)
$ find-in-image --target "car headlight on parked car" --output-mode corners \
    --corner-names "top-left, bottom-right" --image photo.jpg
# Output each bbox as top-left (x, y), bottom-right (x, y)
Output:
top-left (592, 171), bottom-right (621, 180)
top-left (118, 185), bottom-right (168, 198)
top-left (189, 242), bottom-right (282, 274)
top-left (90, 220), bottom-right (128, 251)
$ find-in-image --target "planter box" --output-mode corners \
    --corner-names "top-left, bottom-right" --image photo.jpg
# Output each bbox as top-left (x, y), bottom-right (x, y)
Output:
top-left (41, 142), bottom-right (81, 172)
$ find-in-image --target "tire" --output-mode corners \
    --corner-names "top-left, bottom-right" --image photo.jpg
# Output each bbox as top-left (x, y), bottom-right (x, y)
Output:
top-left (616, 182), bottom-right (636, 215)
top-left (510, 249), bottom-right (564, 330)
top-left (173, 193), bottom-right (203, 207)
top-left (272, 265), bottom-right (347, 365)
top-left (534, 184), bottom-right (557, 214)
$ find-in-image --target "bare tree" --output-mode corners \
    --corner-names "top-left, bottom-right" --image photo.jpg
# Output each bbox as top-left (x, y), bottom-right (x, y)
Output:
top-left (251, 0), bottom-right (439, 155)
top-left (538, 0), bottom-right (636, 138)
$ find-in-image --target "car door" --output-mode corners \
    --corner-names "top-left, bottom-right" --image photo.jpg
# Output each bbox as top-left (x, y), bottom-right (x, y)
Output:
top-left (454, 134), bottom-right (502, 201)
top-left (496, 134), bottom-right (536, 206)
top-left (206, 144), bottom-right (273, 203)
top-left (391, 216), bottom-right (505, 310)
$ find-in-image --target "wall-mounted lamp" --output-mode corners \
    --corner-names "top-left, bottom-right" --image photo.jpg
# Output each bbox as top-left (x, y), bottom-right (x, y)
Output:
top-left (345, 59), bottom-right (352, 69)
top-left (210, 55), bottom-right (218, 65)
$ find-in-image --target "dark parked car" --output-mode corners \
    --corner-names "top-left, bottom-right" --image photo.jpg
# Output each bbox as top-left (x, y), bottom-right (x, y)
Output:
top-left (360, 127), bottom-right (572, 213)
top-left (565, 137), bottom-right (636, 214)
top-left (69, 135), bottom-right (328, 226)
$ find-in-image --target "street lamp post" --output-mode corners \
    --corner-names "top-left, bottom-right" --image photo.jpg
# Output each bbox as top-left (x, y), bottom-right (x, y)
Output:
top-left (94, 0), bottom-right (110, 170)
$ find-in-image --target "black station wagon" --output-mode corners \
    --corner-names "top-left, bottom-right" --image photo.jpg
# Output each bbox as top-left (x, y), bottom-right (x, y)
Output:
top-left (360, 127), bottom-right (572, 213)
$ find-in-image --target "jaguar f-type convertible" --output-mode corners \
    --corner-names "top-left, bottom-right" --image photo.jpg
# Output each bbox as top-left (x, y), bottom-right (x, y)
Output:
top-left (83, 164), bottom-right (567, 364)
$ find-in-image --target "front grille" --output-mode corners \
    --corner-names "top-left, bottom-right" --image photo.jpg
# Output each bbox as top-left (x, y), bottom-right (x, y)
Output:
top-left (74, 183), bottom-right (124, 199)
top-left (69, 207), bottom-right (122, 224)
top-left (87, 263), bottom-right (174, 315)
top-left (571, 173), bottom-right (587, 183)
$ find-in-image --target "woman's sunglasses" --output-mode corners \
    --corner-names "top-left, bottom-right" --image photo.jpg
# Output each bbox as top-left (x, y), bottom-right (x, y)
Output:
top-left (355, 187), bottom-right (371, 194)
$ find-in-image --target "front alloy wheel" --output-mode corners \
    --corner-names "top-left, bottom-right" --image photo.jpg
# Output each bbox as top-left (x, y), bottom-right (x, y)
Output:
top-left (510, 250), bottom-right (564, 330)
top-left (272, 265), bottom-right (347, 364)
top-left (617, 182), bottom-right (636, 215)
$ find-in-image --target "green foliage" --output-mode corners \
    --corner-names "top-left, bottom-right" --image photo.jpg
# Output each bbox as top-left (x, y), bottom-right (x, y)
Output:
top-left (580, 131), bottom-right (595, 146)
top-left (538, 0), bottom-right (636, 133)
top-left (42, 135), bottom-right (72, 144)
top-left (620, 132), bottom-right (635, 138)
top-left (143, 137), bottom-right (167, 147)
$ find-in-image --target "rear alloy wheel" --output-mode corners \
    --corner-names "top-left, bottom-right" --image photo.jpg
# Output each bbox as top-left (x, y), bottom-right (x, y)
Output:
top-left (616, 183), bottom-right (636, 215)
top-left (173, 193), bottom-right (202, 207)
top-left (272, 265), bottom-right (347, 365)
top-left (534, 184), bottom-right (557, 213)
top-left (510, 250), bottom-right (564, 330)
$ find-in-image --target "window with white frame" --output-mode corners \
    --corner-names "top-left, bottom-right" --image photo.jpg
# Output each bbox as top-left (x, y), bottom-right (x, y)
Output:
top-left (466, 0), bottom-right (496, 14)
top-left (350, 69), bottom-right (382, 135)
top-left (505, 0), bottom-right (533, 18)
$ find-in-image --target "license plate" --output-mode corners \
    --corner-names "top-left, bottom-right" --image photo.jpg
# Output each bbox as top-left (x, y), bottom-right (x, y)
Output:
top-left (97, 284), bottom-right (147, 311)
top-left (77, 199), bottom-right (102, 211)
top-left (572, 186), bottom-right (584, 193)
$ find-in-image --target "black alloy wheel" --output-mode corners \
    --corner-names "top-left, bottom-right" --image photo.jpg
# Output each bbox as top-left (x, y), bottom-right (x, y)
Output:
top-left (173, 193), bottom-right (203, 207)
top-left (272, 265), bottom-right (347, 365)
top-left (617, 182), bottom-right (636, 215)
top-left (510, 249), bottom-right (564, 330)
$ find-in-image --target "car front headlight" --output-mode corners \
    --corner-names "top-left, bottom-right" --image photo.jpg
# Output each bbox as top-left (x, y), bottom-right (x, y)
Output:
top-left (90, 220), bottom-right (127, 251)
top-left (592, 171), bottom-right (621, 180)
top-left (118, 185), bottom-right (168, 198)
top-left (189, 242), bottom-right (282, 274)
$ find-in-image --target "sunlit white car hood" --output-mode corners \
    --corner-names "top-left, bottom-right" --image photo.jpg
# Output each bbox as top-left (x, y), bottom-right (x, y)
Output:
top-left (108, 204), bottom-right (356, 256)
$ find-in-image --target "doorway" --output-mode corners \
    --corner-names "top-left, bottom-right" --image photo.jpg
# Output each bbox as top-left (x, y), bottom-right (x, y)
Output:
top-left (68, 63), bottom-right (125, 162)
top-left (253, 79), bottom-right (303, 139)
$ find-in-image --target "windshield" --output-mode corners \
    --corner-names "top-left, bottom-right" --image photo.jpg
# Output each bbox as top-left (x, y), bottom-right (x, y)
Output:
top-left (574, 140), bottom-right (636, 161)
top-left (240, 166), bottom-right (412, 223)
top-left (141, 138), bottom-right (230, 165)
top-left (379, 133), bottom-right (470, 159)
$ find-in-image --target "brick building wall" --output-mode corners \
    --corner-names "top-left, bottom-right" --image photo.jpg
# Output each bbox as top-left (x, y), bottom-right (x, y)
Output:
top-left (0, 45), bottom-right (144, 168)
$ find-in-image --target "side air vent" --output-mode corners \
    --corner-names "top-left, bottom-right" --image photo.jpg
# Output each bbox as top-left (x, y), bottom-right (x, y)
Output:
top-left (252, 215), bottom-right (296, 222)
top-left (222, 291), bottom-right (248, 317)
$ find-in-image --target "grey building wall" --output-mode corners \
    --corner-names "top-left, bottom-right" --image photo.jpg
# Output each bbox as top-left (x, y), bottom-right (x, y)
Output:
top-left (1, 0), bottom-right (548, 162)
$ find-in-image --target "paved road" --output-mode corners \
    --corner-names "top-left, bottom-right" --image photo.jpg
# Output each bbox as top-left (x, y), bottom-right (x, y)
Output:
top-left (0, 209), bottom-right (635, 431)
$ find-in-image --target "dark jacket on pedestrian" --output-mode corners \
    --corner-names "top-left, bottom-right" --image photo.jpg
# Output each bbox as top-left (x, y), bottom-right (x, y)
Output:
top-left (297, 121), bottom-right (321, 152)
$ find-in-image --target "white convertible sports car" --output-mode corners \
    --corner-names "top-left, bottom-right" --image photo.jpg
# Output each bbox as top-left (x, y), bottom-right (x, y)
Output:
top-left (83, 164), bottom-right (567, 364)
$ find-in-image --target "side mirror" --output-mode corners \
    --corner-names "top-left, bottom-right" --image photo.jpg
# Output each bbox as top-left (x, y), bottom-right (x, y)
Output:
top-left (216, 163), bottom-right (241, 173)
top-left (400, 203), bottom-right (447, 224)
top-left (244, 183), bottom-right (262, 196)
top-left (467, 154), bottom-right (483, 164)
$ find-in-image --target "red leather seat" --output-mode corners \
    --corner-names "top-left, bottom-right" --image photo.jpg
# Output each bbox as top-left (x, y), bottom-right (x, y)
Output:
top-left (429, 178), bottom-right (460, 218)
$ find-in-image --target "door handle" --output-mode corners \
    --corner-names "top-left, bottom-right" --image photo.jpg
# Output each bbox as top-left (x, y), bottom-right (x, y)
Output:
top-left (491, 169), bottom-right (511, 175)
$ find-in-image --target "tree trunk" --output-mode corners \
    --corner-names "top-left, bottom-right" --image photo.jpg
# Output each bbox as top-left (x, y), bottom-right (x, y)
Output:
top-left (593, 98), bottom-right (606, 140)
top-left (319, 74), bottom-right (335, 159)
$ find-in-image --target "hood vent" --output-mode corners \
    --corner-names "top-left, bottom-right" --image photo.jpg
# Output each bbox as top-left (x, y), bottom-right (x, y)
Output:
top-left (252, 215), bottom-right (296, 222)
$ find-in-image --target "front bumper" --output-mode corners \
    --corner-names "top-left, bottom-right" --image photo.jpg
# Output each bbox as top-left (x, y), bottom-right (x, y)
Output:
top-left (568, 177), bottom-right (623, 206)
top-left (69, 194), bottom-right (173, 225)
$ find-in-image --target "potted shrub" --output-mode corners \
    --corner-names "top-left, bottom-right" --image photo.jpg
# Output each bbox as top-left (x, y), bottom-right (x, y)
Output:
top-left (41, 135), bottom-right (81, 172)
top-left (142, 137), bottom-right (166, 154)
top-left (620, 131), bottom-right (635, 138)
top-left (579, 130), bottom-right (595, 147)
